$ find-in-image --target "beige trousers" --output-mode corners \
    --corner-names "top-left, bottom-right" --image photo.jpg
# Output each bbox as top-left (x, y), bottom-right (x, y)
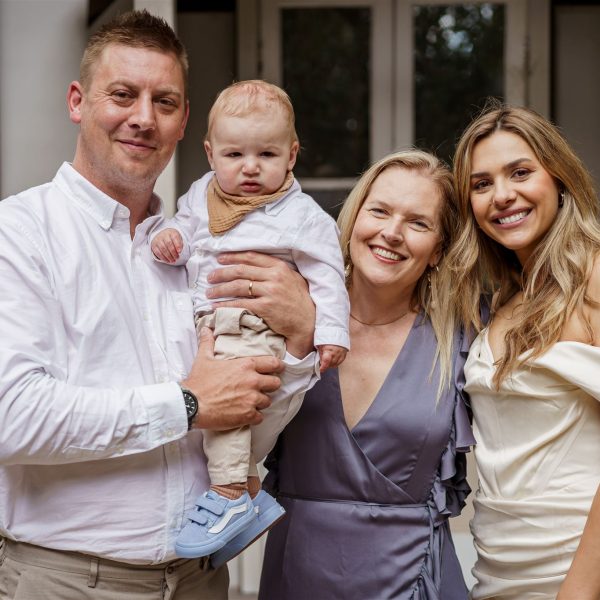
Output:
top-left (196, 307), bottom-right (286, 485)
top-left (0, 538), bottom-right (228, 600)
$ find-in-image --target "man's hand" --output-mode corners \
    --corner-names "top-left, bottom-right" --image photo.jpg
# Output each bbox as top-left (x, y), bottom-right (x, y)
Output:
top-left (205, 252), bottom-right (316, 359)
top-left (181, 327), bottom-right (283, 430)
top-left (151, 228), bottom-right (183, 263)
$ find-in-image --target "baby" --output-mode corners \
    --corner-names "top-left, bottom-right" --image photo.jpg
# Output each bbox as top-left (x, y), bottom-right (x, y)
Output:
top-left (151, 80), bottom-right (349, 564)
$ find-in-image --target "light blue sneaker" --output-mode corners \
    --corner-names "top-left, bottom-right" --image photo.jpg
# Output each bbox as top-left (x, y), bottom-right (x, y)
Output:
top-left (210, 490), bottom-right (285, 569)
top-left (175, 490), bottom-right (256, 558)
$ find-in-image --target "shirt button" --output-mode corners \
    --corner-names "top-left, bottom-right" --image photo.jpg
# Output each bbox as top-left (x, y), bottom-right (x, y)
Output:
top-left (166, 566), bottom-right (175, 574)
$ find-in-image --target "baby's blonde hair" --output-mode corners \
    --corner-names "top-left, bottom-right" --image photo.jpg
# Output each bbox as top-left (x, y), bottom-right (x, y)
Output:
top-left (206, 80), bottom-right (298, 143)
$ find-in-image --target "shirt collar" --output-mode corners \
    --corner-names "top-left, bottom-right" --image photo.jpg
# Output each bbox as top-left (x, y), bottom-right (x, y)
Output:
top-left (54, 162), bottom-right (164, 230)
top-left (264, 176), bottom-right (300, 215)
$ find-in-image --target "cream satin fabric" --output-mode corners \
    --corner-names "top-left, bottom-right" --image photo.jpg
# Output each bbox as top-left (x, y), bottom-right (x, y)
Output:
top-left (465, 332), bottom-right (600, 599)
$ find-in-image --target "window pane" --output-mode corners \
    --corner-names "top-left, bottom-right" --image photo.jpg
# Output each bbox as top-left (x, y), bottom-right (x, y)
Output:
top-left (282, 8), bottom-right (370, 178)
top-left (414, 3), bottom-right (505, 162)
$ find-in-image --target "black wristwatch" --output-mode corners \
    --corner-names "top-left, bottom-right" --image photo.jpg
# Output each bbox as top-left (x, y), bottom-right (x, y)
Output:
top-left (179, 385), bottom-right (198, 431)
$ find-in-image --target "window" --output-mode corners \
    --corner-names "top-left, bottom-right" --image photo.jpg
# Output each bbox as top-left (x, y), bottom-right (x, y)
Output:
top-left (253, 0), bottom-right (545, 215)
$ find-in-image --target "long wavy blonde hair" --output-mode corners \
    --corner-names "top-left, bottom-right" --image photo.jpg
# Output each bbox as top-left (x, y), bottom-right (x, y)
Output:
top-left (450, 103), bottom-right (600, 386)
top-left (338, 150), bottom-right (460, 392)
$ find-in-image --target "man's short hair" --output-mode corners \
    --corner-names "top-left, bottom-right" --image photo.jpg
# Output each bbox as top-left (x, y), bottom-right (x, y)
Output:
top-left (206, 80), bottom-right (298, 144)
top-left (80, 10), bottom-right (188, 96)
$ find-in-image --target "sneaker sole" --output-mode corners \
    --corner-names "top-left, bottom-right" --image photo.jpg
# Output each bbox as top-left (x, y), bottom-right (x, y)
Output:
top-left (175, 508), bottom-right (257, 558)
top-left (210, 504), bottom-right (286, 569)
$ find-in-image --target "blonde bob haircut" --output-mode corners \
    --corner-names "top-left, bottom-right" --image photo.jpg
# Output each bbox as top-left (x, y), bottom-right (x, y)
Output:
top-left (206, 80), bottom-right (298, 144)
top-left (450, 102), bottom-right (600, 386)
top-left (80, 10), bottom-right (188, 97)
top-left (338, 150), bottom-right (460, 393)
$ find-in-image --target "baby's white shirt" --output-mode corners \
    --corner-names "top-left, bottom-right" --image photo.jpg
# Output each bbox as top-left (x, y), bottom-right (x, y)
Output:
top-left (153, 172), bottom-right (350, 350)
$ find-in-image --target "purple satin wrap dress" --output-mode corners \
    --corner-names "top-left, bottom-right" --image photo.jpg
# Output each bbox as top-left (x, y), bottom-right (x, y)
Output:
top-left (259, 315), bottom-right (475, 599)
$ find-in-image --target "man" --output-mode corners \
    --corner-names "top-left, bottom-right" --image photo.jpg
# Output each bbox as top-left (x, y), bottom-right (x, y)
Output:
top-left (0, 10), bottom-right (316, 599)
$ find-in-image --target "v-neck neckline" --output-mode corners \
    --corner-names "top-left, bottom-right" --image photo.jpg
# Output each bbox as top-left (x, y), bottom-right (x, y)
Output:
top-left (337, 313), bottom-right (422, 435)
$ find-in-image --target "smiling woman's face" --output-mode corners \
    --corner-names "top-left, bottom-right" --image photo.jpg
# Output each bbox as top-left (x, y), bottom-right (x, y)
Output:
top-left (469, 130), bottom-right (560, 266)
top-left (349, 166), bottom-right (442, 296)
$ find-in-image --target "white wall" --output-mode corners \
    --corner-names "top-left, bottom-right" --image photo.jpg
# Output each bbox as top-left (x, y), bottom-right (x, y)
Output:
top-left (0, 0), bottom-right (87, 198)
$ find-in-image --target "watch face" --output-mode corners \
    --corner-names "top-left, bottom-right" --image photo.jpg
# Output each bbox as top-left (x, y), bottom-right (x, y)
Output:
top-left (184, 392), bottom-right (198, 418)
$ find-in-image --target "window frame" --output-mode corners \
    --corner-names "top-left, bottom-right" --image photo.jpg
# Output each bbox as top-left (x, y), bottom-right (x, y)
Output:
top-left (240, 0), bottom-right (549, 190)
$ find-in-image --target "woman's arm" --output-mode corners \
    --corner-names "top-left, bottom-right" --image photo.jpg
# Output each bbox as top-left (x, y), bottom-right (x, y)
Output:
top-left (558, 256), bottom-right (600, 599)
top-left (557, 485), bottom-right (600, 600)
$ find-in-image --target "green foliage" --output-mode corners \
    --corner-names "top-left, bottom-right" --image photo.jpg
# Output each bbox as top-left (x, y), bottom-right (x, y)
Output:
top-left (414, 3), bottom-right (505, 162)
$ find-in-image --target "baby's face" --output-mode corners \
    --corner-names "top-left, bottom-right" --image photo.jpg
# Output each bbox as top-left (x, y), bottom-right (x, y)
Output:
top-left (205, 108), bottom-right (299, 197)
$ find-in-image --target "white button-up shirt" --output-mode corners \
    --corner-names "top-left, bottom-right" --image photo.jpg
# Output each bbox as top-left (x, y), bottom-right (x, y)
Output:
top-left (0, 163), bottom-right (317, 564)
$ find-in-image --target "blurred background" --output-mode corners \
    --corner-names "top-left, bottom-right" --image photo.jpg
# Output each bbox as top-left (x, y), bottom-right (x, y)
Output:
top-left (1, 0), bottom-right (598, 595)
top-left (2, 0), bottom-right (599, 215)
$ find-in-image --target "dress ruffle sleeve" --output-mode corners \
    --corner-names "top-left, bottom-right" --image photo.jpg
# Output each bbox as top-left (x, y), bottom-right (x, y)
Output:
top-left (262, 440), bottom-right (280, 496)
top-left (431, 327), bottom-right (476, 522)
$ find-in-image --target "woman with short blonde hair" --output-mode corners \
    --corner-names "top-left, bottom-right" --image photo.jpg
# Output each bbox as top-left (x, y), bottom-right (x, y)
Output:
top-left (260, 150), bottom-right (474, 599)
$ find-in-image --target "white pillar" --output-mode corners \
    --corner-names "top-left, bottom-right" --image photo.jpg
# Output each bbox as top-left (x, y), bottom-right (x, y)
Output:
top-left (0, 0), bottom-right (87, 198)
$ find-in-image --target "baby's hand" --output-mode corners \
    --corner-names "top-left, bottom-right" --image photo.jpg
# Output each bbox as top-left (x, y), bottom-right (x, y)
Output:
top-left (317, 344), bottom-right (348, 373)
top-left (151, 228), bottom-right (183, 263)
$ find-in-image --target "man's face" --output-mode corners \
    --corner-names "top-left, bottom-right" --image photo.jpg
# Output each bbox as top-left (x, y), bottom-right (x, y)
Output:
top-left (68, 43), bottom-right (188, 201)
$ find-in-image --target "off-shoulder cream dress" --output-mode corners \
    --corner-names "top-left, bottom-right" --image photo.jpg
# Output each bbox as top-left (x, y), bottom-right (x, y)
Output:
top-left (464, 331), bottom-right (600, 599)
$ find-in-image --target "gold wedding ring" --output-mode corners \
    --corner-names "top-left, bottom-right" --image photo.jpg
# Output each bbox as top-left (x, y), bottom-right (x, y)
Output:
top-left (248, 280), bottom-right (254, 298)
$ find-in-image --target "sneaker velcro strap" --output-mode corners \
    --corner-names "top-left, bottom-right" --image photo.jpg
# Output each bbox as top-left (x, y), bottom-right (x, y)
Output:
top-left (196, 496), bottom-right (225, 516)
top-left (186, 509), bottom-right (209, 526)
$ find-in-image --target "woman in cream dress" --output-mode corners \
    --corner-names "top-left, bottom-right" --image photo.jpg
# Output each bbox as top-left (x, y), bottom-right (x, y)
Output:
top-left (450, 104), bottom-right (600, 599)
